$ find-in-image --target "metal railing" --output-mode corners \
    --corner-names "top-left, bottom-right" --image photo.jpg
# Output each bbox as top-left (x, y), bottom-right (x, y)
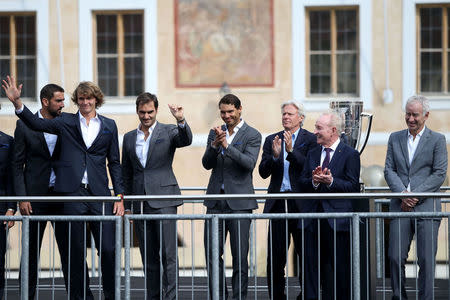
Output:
top-left (0, 189), bottom-right (449, 299)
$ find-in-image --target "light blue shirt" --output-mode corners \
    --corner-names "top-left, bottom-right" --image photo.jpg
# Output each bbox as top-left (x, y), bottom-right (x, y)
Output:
top-left (280, 128), bottom-right (300, 192)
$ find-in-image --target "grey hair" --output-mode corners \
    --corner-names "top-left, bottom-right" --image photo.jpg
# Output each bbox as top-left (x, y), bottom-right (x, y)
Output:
top-left (321, 110), bottom-right (344, 133)
top-left (281, 100), bottom-right (305, 126)
top-left (406, 95), bottom-right (430, 116)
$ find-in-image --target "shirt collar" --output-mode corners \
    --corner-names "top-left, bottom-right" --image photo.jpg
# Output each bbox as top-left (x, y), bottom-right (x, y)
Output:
top-left (408, 126), bottom-right (426, 139)
top-left (322, 138), bottom-right (340, 152)
top-left (137, 121), bottom-right (157, 134)
top-left (226, 119), bottom-right (244, 132)
top-left (79, 111), bottom-right (99, 123)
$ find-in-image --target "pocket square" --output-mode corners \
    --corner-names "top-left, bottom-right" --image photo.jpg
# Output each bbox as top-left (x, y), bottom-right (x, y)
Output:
top-left (102, 129), bottom-right (112, 134)
top-left (296, 143), bottom-right (306, 148)
top-left (155, 139), bottom-right (165, 144)
top-left (233, 141), bottom-right (242, 145)
top-left (0, 144), bottom-right (10, 149)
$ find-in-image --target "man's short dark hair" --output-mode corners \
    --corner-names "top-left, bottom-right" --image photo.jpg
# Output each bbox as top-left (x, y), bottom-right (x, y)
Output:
top-left (40, 84), bottom-right (64, 103)
top-left (218, 94), bottom-right (241, 109)
top-left (71, 81), bottom-right (105, 108)
top-left (136, 92), bottom-right (158, 110)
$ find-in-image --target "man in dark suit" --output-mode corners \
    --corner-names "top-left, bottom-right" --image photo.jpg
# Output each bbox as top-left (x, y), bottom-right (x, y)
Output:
top-left (299, 111), bottom-right (360, 300)
top-left (2, 76), bottom-right (124, 300)
top-left (258, 100), bottom-right (316, 299)
top-left (122, 92), bottom-right (192, 299)
top-left (202, 94), bottom-right (261, 300)
top-left (384, 95), bottom-right (447, 300)
top-left (12, 83), bottom-right (70, 298)
top-left (0, 130), bottom-right (16, 299)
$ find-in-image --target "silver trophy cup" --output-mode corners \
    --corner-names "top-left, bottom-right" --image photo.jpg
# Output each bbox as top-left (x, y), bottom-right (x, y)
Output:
top-left (329, 100), bottom-right (373, 154)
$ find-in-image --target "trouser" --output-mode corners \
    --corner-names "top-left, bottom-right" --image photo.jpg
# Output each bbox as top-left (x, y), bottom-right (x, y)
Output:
top-left (266, 199), bottom-right (302, 299)
top-left (204, 200), bottom-right (252, 300)
top-left (134, 203), bottom-right (178, 300)
top-left (389, 217), bottom-right (440, 300)
top-left (63, 186), bottom-right (116, 300)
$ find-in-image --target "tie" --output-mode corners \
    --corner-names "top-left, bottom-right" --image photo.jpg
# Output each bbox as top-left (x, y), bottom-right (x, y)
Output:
top-left (322, 148), bottom-right (332, 169)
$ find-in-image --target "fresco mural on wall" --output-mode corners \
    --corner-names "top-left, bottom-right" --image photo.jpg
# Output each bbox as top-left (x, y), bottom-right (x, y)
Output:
top-left (175, 0), bottom-right (274, 87)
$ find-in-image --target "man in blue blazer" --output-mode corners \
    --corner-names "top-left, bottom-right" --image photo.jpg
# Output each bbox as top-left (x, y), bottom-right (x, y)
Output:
top-left (3, 76), bottom-right (124, 300)
top-left (0, 130), bottom-right (16, 299)
top-left (299, 111), bottom-right (360, 300)
top-left (258, 100), bottom-right (316, 299)
top-left (12, 83), bottom-right (70, 298)
top-left (384, 95), bottom-right (447, 300)
top-left (202, 94), bottom-right (261, 300)
top-left (122, 92), bottom-right (192, 299)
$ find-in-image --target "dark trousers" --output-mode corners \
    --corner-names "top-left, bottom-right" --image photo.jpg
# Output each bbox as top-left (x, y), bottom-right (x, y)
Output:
top-left (19, 191), bottom-right (69, 299)
top-left (305, 218), bottom-right (351, 300)
top-left (134, 203), bottom-right (178, 300)
top-left (266, 200), bottom-right (302, 299)
top-left (63, 187), bottom-right (116, 300)
top-left (204, 200), bottom-right (252, 300)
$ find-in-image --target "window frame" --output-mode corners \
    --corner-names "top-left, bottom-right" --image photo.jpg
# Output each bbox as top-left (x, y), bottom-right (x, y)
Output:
top-left (403, 0), bottom-right (450, 110)
top-left (305, 6), bottom-right (360, 97)
top-left (292, 0), bottom-right (372, 111)
top-left (0, 0), bottom-right (49, 115)
top-left (79, 0), bottom-right (157, 114)
top-left (93, 10), bottom-right (145, 98)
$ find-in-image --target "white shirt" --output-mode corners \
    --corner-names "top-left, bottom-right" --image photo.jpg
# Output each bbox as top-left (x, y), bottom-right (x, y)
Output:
top-left (38, 110), bottom-right (57, 187)
top-left (406, 126), bottom-right (426, 191)
top-left (79, 113), bottom-right (101, 184)
top-left (136, 122), bottom-right (156, 168)
top-left (280, 128), bottom-right (300, 192)
top-left (313, 138), bottom-right (340, 188)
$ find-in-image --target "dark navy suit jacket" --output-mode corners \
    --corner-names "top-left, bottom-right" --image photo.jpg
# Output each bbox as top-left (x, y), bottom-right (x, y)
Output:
top-left (258, 128), bottom-right (316, 213)
top-left (0, 131), bottom-right (16, 211)
top-left (16, 105), bottom-right (123, 196)
top-left (298, 141), bottom-right (360, 231)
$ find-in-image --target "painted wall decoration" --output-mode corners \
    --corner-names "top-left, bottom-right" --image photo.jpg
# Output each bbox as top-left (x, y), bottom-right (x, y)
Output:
top-left (175, 0), bottom-right (274, 87)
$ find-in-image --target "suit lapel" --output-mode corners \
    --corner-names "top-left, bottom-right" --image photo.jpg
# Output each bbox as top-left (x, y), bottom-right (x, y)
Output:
top-left (399, 130), bottom-right (410, 168)
top-left (129, 130), bottom-right (144, 169)
top-left (230, 122), bottom-right (248, 145)
top-left (327, 141), bottom-right (344, 170)
top-left (312, 144), bottom-right (321, 168)
top-left (90, 114), bottom-right (105, 148)
top-left (75, 112), bottom-right (87, 149)
top-left (146, 122), bottom-right (160, 167)
top-left (33, 112), bottom-right (52, 158)
top-left (411, 127), bottom-right (430, 166)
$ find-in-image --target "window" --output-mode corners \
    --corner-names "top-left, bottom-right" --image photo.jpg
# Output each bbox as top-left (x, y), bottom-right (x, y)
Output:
top-left (418, 5), bottom-right (450, 94)
top-left (94, 12), bottom-right (144, 97)
top-left (306, 7), bottom-right (359, 96)
top-left (0, 14), bottom-right (36, 98)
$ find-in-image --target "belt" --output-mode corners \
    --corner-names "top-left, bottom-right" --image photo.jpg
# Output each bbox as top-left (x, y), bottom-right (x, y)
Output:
top-left (80, 183), bottom-right (90, 189)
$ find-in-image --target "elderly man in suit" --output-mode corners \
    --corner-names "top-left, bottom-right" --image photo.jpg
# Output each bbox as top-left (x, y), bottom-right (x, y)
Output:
top-left (299, 111), bottom-right (360, 300)
top-left (122, 92), bottom-right (192, 299)
top-left (202, 93), bottom-right (261, 300)
top-left (258, 100), bottom-right (316, 299)
top-left (384, 95), bottom-right (447, 300)
top-left (0, 130), bottom-right (16, 299)
top-left (2, 76), bottom-right (124, 300)
top-left (12, 83), bottom-right (70, 298)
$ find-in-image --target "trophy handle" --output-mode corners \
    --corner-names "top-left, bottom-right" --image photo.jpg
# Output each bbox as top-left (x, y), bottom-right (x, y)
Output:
top-left (358, 112), bottom-right (373, 154)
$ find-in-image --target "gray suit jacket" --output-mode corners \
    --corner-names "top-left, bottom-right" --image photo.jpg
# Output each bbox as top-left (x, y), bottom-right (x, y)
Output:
top-left (202, 122), bottom-right (261, 210)
top-left (122, 121), bottom-right (192, 210)
top-left (384, 127), bottom-right (448, 212)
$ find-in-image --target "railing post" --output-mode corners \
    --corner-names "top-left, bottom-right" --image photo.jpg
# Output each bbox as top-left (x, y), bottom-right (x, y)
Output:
top-left (211, 215), bottom-right (219, 300)
top-left (352, 214), bottom-right (360, 300)
top-left (124, 215), bottom-right (131, 300)
top-left (20, 216), bottom-right (29, 300)
top-left (115, 217), bottom-right (122, 300)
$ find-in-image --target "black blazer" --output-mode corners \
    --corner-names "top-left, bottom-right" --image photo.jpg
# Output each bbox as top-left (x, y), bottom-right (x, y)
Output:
top-left (258, 128), bottom-right (316, 213)
top-left (17, 105), bottom-right (123, 196)
top-left (0, 131), bottom-right (16, 212)
top-left (12, 114), bottom-right (60, 196)
top-left (299, 141), bottom-right (360, 231)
